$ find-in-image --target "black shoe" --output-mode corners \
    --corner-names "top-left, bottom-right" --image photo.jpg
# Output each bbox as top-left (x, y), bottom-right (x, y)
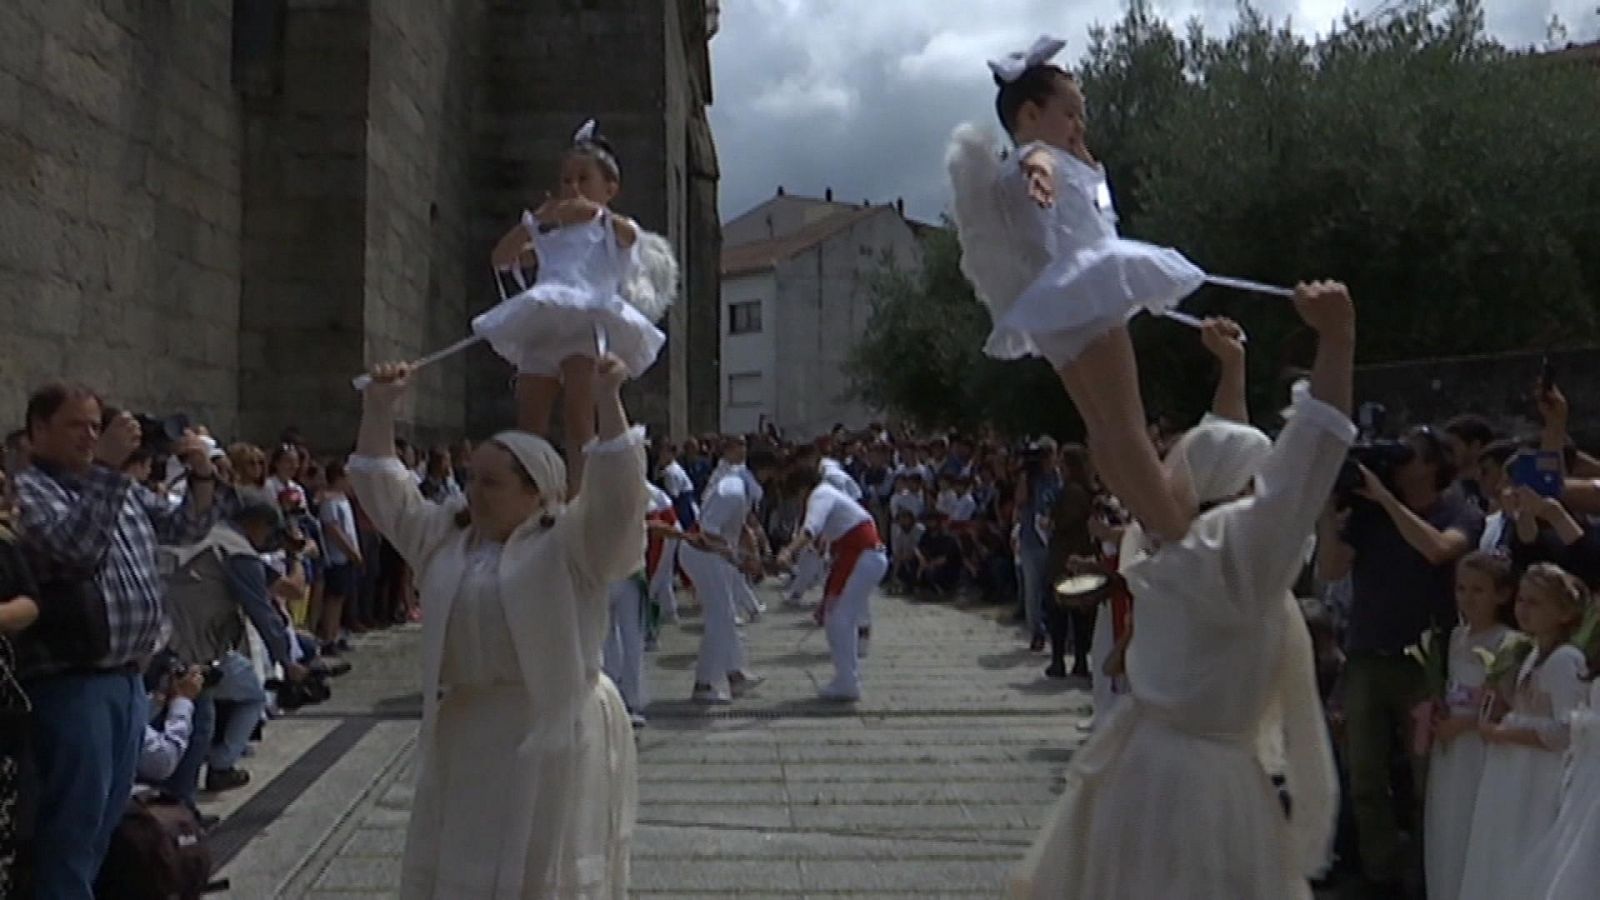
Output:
top-left (1044, 663), bottom-right (1068, 679)
top-left (205, 767), bottom-right (251, 793)
top-left (1070, 661), bottom-right (1090, 678)
top-left (198, 813), bottom-right (222, 831)
top-left (1028, 636), bottom-right (1046, 653)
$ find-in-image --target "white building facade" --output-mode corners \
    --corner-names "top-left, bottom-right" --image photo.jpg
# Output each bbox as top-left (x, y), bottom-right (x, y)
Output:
top-left (719, 191), bottom-right (923, 438)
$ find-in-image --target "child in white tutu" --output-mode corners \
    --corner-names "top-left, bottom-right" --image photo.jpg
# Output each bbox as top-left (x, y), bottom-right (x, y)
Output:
top-left (485, 119), bottom-right (677, 498)
top-left (1424, 550), bottom-right (1516, 900)
top-left (1458, 563), bottom-right (1588, 900)
top-left (947, 37), bottom-right (1288, 542)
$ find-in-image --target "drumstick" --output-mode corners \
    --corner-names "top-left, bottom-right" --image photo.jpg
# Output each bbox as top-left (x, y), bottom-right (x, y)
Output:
top-left (351, 265), bottom-right (517, 391)
top-left (1204, 274), bottom-right (1294, 297)
top-left (1162, 310), bottom-right (1249, 344)
top-left (351, 335), bottom-right (485, 391)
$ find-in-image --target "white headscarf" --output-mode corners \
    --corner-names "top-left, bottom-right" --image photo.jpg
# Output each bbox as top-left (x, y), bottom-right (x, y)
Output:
top-left (490, 430), bottom-right (568, 511)
top-left (1165, 413), bottom-right (1273, 506)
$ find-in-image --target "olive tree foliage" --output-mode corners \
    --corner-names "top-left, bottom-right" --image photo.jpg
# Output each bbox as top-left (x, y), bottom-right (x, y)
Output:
top-left (850, 0), bottom-right (1600, 434)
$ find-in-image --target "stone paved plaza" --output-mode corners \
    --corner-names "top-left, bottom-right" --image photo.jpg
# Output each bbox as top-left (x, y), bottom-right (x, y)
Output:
top-left (206, 585), bottom-right (1091, 898)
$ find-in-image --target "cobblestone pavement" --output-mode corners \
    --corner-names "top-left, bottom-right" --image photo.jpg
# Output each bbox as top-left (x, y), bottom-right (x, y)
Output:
top-left (211, 585), bottom-right (1093, 898)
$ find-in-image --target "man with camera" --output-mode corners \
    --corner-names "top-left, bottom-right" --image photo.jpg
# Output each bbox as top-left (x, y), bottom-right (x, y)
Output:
top-left (10, 384), bottom-right (231, 899)
top-left (160, 490), bottom-right (310, 804)
top-left (137, 660), bottom-right (205, 785)
top-left (1316, 426), bottom-right (1483, 893)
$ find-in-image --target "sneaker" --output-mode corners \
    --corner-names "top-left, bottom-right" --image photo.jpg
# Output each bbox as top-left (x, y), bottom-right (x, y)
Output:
top-left (205, 767), bottom-right (251, 792)
top-left (728, 672), bottom-right (765, 697)
top-left (629, 713), bottom-right (648, 728)
top-left (691, 684), bottom-right (731, 705)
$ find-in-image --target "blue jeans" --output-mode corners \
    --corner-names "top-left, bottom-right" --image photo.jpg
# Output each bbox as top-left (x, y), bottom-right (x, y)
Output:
top-left (1018, 541), bottom-right (1051, 641)
top-left (160, 651), bottom-right (267, 803)
top-left (26, 671), bottom-right (147, 900)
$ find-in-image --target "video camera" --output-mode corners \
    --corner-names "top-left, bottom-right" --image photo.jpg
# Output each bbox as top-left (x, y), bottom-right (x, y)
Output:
top-left (1333, 440), bottom-right (1415, 507)
top-left (102, 407), bottom-right (192, 457)
top-left (146, 651), bottom-right (224, 694)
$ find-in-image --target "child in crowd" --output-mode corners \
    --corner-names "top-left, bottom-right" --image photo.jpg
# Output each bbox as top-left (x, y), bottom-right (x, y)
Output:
top-left (1424, 551), bottom-right (1517, 900)
top-left (1458, 563), bottom-right (1589, 900)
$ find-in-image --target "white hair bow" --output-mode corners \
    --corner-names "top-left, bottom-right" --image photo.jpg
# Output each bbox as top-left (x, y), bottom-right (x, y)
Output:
top-left (573, 118), bottom-right (598, 144)
top-left (987, 35), bottom-right (1066, 83)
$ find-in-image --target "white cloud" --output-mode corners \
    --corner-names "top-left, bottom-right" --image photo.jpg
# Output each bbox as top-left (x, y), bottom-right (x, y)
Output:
top-left (710, 0), bottom-right (1600, 223)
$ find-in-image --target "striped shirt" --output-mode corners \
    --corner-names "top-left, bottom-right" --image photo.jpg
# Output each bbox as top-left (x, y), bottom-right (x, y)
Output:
top-left (14, 461), bottom-right (229, 675)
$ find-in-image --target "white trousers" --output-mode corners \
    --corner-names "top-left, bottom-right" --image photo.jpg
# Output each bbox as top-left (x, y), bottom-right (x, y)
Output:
top-left (735, 574), bottom-right (764, 617)
top-left (603, 578), bottom-right (647, 712)
top-left (680, 545), bottom-right (747, 692)
top-left (788, 546), bottom-right (827, 600)
top-left (649, 538), bottom-right (680, 619)
top-left (822, 549), bottom-right (888, 697)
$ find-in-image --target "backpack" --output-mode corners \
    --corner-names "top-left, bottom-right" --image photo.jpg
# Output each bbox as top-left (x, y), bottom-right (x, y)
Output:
top-left (95, 791), bottom-right (226, 900)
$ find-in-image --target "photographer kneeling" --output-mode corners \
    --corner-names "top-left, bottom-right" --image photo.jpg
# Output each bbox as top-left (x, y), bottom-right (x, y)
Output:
top-left (1316, 427), bottom-right (1482, 892)
top-left (160, 490), bottom-right (308, 803)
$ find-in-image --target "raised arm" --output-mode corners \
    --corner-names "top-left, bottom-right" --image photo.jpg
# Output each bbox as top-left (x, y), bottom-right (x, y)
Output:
top-left (1202, 318), bottom-right (1248, 424)
top-left (348, 363), bottom-right (459, 567)
top-left (564, 355), bottom-right (648, 586)
top-left (1229, 282), bottom-right (1357, 598)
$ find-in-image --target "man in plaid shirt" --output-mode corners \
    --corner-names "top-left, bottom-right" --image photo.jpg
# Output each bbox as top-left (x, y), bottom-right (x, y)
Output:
top-left (12, 383), bottom-right (229, 900)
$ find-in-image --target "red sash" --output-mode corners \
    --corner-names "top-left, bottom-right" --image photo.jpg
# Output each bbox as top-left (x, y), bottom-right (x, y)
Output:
top-left (815, 519), bottom-right (883, 625)
top-left (1104, 551), bottom-right (1133, 641)
top-left (646, 507), bottom-right (677, 575)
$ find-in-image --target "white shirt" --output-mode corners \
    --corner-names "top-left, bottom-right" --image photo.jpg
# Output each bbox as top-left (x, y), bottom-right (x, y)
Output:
top-left (947, 492), bottom-right (977, 523)
top-left (821, 457), bottom-right (862, 500)
top-left (320, 493), bottom-right (359, 566)
top-left (660, 460), bottom-right (695, 499)
top-left (803, 483), bottom-right (872, 545)
top-left (1479, 510), bottom-right (1507, 552)
top-left (699, 471), bottom-right (751, 542)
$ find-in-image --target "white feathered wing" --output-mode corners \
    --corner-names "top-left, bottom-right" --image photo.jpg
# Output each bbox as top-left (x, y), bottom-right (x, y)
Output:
top-left (620, 229), bottom-right (680, 324)
top-left (945, 123), bottom-right (1048, 323)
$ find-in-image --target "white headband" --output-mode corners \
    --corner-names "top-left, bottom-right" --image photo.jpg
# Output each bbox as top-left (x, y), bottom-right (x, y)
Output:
top-left (988, 35), bottom-right (1066, 83)
top-left (571, 118), bottom-right (619, 177)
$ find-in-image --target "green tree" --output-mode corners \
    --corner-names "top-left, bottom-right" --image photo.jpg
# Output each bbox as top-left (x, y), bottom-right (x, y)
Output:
top-left (852, 0), bottom-right (1600, 433)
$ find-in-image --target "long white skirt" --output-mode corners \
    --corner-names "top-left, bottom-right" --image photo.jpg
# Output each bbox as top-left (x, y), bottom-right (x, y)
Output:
top-left (401, 678), bottom-right (637, 899)
top-left (1424, 729), bottom-right (1489, 900)
top-left (1011, 703), bottom-right (1306, 899)
top-left (986, 238), bottom-right (1205, 367)
top-left (1520, 717), bottom-right (1600, 900)
top-left (472, 283), bottom-right (665, 379)
top-left (1457, 739), bottom-right (1565, 900)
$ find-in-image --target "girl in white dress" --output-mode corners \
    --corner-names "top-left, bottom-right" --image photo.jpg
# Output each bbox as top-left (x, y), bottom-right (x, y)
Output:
top-left (1458, 563), bottom-right (1589, 900)
top-left (947, 38), bottom-right (1291, 546)
top-left (350, 356), bottom-right (647, 899)
top-left (1522, 661), bottom-right (1600, 900)
top-left (484, 119), bottom-right (675, 499)
top-left (1424, 551), bottom-right (1516, 900)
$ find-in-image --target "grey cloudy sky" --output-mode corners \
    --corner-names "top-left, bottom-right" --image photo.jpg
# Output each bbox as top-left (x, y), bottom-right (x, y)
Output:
top-left (708, 0), bottom-right (1598, 223)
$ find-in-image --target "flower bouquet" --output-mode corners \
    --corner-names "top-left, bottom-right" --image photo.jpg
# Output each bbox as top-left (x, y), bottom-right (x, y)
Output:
top-left (1472, 631), bottom-right (1535, 725)
top-left (1404, 628), bottom-right (1451, 756)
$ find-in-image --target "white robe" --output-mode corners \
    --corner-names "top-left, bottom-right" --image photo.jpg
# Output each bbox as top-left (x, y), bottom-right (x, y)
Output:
top-left (349, 427), bottom-right (647, 899)
top-left (1011, 387), bottom-right (1351, 899)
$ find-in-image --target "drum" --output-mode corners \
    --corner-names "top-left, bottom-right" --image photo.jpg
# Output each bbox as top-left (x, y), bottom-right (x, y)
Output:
top-left (1054, 572), bottom-right (1110, 610)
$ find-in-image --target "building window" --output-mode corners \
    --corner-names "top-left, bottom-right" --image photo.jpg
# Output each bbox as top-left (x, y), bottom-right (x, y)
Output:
top-left (728, 300), bottom-right (762, 335)
top-left (727, 372), bottom-right (762, 408)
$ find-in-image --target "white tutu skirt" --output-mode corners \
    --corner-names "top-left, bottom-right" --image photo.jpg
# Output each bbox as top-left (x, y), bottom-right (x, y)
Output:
top-left (1424, 731), bottom-right (1489, 900)
top-left (1457, 734), bottom-right (1566, 900)
top-left (986, 238), bottom-right (1205, 367)
top-left (473, 283), bottom-right (665, 379)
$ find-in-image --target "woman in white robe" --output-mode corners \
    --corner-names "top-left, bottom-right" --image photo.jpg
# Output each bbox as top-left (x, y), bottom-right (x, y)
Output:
top-left (1010, 282), bottom-right (1355, 899)
top-left (349, 356), bottom-right (647, 899)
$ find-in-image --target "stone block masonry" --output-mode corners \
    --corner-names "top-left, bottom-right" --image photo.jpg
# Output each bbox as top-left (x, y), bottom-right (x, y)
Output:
top-left (0, 0), bottom-right (243, 434)
top-left (0, 0), bottom-right (721, 450)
